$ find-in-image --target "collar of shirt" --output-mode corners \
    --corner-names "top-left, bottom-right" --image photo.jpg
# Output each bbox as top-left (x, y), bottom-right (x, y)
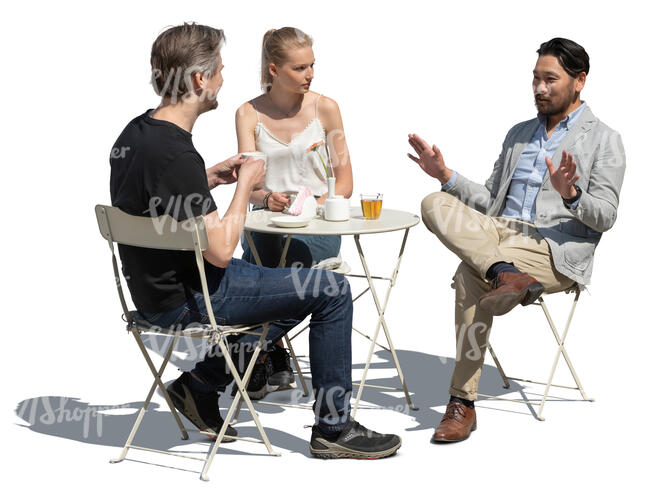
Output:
top-left (536, 101), bottom-right (586, 131)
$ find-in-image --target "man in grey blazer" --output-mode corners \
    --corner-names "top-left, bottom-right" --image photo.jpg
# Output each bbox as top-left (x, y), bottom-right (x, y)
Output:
top-left (408, 38), bottom-right (625, 442)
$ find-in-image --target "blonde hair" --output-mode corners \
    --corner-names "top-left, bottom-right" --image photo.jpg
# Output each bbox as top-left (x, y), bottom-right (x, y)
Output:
top-left (261, 27), bottom-right (313, 92)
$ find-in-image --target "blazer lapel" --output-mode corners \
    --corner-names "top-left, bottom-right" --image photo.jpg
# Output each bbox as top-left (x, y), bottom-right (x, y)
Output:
top-left (541, 105), bottom-right (597, 189)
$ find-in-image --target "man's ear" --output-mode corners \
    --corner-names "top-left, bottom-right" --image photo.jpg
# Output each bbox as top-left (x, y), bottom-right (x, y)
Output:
top-left (191, 71), bottom-right (204, 91)
top-left (574, 71), bottom-right (586, 93)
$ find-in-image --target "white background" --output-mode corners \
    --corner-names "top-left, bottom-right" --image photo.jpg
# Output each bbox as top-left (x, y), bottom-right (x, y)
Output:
top-left (3, 0), bottom-right (648, 490)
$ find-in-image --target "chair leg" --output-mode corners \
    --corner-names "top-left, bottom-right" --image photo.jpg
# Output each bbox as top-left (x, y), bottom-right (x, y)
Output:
top-left (537, 293), bottom-right (593, 421)
top-left (487, 342), bottom-right (510, 389)
top-left (284, 335), bottom-right (309, 397)
top-left (479, 291), bottom-right (593, 421)
top-left (201, 324), bottom-right (280, 481)
top-left (132, 330), bottom-right (188, 436)
top-left (110, 331), bottom-right (185, 464)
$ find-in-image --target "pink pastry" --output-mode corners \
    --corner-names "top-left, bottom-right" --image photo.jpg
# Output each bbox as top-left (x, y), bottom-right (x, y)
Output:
top-left (287, 186), bottom-right (313, 216)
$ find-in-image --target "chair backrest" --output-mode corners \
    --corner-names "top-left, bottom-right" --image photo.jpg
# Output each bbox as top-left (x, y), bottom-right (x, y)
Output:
top-left (95, 204), bottom-right (219, 328)
top-left (94, 204), bottom-right (209, 251)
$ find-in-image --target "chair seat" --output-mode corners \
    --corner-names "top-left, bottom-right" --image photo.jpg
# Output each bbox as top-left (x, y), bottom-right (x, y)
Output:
top-left (126, 311), bottom-right (270, 339)
top-left (126, 311), bottom-right (215, 338)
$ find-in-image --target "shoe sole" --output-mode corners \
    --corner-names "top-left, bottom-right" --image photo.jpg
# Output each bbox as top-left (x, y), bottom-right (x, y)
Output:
top-left (167, 386), bottom-right (237, 443)
top-left (309, 438), bottom-right (402, 459)
top-left (431, 421), bottom-right (477, 443)
top-left (273, 382), bottom-right (298, 391)
top-left (479, 282), bottom-right (544, 316)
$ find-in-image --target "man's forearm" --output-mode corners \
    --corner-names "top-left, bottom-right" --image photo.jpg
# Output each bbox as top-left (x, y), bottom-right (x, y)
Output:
top-left (218, 181), bottom-right (251, 249)
top-left (203, 180), bottom-right (253, 267)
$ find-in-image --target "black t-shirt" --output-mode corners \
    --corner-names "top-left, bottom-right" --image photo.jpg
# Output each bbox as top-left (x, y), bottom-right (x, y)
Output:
top-left (110, 109), bottom-right (223, 313)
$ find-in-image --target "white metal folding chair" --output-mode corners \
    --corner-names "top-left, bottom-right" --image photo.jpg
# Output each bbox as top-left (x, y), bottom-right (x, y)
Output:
top-left (478, 283), bottom-right (595, 420)
top-left (95, 205), bottom-right (280, 481)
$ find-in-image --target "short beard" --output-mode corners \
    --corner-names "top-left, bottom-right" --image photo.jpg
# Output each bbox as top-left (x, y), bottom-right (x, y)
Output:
top-left (535, 92), bottom-right (576, 117)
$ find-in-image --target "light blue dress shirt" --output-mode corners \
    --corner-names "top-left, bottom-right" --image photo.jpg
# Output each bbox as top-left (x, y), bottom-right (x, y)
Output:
top-left (442, 103), bottom-right (585, 221)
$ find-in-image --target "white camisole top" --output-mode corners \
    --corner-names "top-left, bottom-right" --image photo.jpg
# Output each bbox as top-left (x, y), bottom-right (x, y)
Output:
top-left (254, 94), bottom-right (329, 197)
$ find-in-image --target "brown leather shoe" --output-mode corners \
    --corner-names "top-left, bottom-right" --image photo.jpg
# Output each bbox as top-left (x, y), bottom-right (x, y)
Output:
top-left (478, 272), bottom-right (544, 316)
top-left (432, 400), bottom-right (477, 443)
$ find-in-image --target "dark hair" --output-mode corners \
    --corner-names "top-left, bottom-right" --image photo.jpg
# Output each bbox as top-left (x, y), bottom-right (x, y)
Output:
top-left (537, 38), bottom-right (589, 77)
top-left (150, 23), bottom-right (225, 99)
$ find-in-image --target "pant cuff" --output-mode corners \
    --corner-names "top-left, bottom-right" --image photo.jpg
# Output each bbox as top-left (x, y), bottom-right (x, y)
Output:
top-left (478, 255), bottom-right (513, 281)
top-left (449, 386), bottom-right (478, 402)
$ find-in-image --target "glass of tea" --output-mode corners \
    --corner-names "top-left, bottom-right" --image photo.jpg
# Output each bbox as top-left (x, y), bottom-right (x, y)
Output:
top-left (360, 193), bottom-right (383, 219)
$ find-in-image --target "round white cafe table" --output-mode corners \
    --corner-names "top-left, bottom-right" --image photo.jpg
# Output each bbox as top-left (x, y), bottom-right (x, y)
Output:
top-left (244, 207), bottom-right (420, 236)
top-left (243, 207), bottom-right (420, 417)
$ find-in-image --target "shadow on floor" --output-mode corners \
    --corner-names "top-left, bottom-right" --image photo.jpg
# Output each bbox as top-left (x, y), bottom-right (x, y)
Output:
top-left (14, 339), bottom-right (522, 457)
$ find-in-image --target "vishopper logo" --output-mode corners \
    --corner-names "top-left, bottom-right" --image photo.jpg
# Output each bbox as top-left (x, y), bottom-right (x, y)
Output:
top-left (423, 193), bottom-right (540, 243)
top-left (287, 264), bottom-right (348, 300)
top-left (293, 386), bottom-right (412, 422)
top-left (110, 146), bottom-right (130, 159)
top-left (455, 322), bottom-right (491, 362)
top-left (143, 194), bottom-right (214, 234)
top-left (144, 329), bottom-right (273, 375)
top-left (16, 397), bottom-right (131, 439)
top-left (150, 65), bottom-right (221, 105)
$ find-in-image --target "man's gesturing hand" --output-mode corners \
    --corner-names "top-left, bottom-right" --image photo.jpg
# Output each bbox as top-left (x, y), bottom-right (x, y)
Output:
top-left (545, 150), bottom-right (580, 200)
top-left (407, 133), bottom-right (453, 183)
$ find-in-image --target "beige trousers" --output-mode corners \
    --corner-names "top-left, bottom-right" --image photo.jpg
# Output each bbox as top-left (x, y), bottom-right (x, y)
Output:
top-left (420, 192), bottom-right (574, 400)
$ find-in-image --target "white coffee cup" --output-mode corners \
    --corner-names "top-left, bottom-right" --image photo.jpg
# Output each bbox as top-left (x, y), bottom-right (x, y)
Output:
top-left (324, 196), bottom-right (350, 221)
top-left (241, 152), bottom-right (267, 170)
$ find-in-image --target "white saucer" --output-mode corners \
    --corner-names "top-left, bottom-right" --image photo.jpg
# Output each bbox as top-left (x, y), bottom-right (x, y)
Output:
top-left (270, 215), bottom-right (311, 228)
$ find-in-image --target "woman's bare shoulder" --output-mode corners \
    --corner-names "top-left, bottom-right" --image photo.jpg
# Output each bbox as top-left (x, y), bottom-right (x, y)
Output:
top-left (316, 94), bottom-right (340, 113)
top-left (316, 94), bottom-right (343, 132)
top-left (236, 96), bottom-right (265, 122)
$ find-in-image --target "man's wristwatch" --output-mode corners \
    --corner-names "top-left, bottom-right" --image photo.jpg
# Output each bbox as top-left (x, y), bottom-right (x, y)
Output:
top-left (562, 184), bottom-right (582, 207)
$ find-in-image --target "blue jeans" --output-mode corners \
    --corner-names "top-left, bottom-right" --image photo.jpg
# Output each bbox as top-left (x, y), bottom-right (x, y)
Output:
top-left (241, 207), bottom-right (341, 268)
top-left (140, 257), bottom-right (352, 428)
top-left (242, 231), bottom-right (341, 268)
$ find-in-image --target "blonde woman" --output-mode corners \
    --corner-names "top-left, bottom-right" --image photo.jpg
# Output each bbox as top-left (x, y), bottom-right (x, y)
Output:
top-left (235, 27), bottom-right (354, 396)
top-left (236, 27), bottom-right (353, 269)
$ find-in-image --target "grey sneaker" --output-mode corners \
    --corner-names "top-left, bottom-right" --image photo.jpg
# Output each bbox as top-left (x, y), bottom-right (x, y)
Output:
top-left (167, 372), bottom-right (237, 442)
top-left (310, 419), bottom-right (401, 459)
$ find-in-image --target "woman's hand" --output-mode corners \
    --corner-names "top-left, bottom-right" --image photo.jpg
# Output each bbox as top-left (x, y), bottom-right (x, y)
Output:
top-left (267, 192), bottom-right (290, 211)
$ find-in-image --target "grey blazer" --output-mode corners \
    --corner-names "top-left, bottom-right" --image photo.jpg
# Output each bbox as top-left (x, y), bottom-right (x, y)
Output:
top-left (444, 105), bottom-right (625, 285)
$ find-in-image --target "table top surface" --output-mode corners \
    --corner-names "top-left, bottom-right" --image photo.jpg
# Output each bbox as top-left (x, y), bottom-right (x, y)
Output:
top-left (244, 207), bottom-right (420, 235)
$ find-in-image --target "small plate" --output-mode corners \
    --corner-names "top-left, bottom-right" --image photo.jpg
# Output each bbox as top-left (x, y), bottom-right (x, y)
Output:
top-left (270, 215), bottom-right (311, 228)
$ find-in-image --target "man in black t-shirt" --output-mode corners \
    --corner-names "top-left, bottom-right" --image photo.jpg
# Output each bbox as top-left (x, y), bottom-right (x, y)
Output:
top-left (108, 23), bottom-right (401, 459)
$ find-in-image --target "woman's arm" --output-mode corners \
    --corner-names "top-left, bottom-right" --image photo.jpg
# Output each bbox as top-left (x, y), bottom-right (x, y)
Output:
top-left (318, 96), bottom-right (353, 203)
top-left (236, 102), bottom-right (267, 206)
top-left (235, 101), bottom-right (289, 210)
